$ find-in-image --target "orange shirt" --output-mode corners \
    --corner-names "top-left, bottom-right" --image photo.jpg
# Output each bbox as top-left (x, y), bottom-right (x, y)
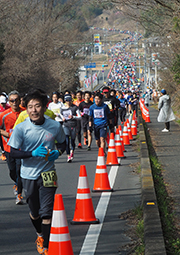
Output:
top-left (0, 107), bottom-right (23, 152)
top-left (73, 99), bottom-right (84, 107)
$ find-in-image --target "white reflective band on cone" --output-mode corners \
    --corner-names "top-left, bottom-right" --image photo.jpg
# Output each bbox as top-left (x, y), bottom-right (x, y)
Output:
top-left (96, 168), bottom-right (107, 174)
top-left (78, 176), bottom-right (89, 189)
top-left (115, 142), bottom-right (121, 146)
top-left (109, 140), bottom-right (115, 146)
top-left (108, 148), bottom-right (116, 152)
top-left (97, 156), bottom-right (105, 166)
top-left (77, 193), bottom-right (91, 199)
top-left (123, 133), bottom-right (129, 136)
top-left (51, 210), bottom-right (68, 228)
top-left (50, 233), bottom-right (70, 242)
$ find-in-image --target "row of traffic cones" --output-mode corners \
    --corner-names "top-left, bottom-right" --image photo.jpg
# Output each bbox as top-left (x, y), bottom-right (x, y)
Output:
top-left (48, 111), bottom-right (138, 254)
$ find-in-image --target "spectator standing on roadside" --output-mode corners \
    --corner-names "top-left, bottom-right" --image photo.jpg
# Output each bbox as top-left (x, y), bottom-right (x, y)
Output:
top-left (157, 89), bottom-right (175, 132)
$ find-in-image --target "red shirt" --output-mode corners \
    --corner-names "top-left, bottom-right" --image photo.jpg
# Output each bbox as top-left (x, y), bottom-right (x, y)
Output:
top-left (0, 104), bottom-right (10, 113)
top-left (0, 107), bottom-right (23, 152)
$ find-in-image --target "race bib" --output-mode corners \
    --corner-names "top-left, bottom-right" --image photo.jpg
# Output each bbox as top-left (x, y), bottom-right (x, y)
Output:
top-left (83, 108), bottom-right (89, 115)
top-left (63, 110), bottom-right (72, 120)
top-left (120, 103), bottom-right (126, 108)
top-left (94, 109), bottom-right (104, 118)
top-left (41, 170), bottom-right (58, 187)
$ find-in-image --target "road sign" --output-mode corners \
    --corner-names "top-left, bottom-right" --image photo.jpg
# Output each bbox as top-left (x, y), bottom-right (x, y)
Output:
top-left (84, 63), bottom-right (96, 68)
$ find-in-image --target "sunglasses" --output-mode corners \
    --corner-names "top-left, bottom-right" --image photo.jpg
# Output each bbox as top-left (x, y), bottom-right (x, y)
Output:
top-left (9, 98), bottom-right (19, 103)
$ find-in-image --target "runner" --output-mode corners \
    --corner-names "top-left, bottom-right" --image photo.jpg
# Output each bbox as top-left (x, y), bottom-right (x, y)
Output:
top-left (74, 90), bottom-right (84, 148)
top-left (79, 91), bottom-right (93, 150)
top-left (0, 90), bottom-right (24, 204)
top-left (110, 89), bottom-right (120, 128)
top-left (89, 92), bottom-right (113, 153)
top-left (48, 91), bottom-right (64, 123)
top-left (118, 92), bottom-right (127, 124)
top-left (8, 89), bottom-right (66, 255)
top-left (60, 94), bottom-right (81, 162)
top-left (0, 94), bottom-right (10, 161)
top-left (102, 86), bottom-right (117, 128)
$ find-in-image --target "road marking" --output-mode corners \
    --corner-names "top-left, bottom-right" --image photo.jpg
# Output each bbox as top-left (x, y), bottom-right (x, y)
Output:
top-left (79, 159), bottom-right (120, 255)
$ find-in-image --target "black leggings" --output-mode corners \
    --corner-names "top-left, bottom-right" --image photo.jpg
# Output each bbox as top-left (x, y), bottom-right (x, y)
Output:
top-left (76, 120), bottom-right (81, 143)
top-left (5, 152), bottom-right (22, 194)
top-left (65, 135), bottom-right (75, 155)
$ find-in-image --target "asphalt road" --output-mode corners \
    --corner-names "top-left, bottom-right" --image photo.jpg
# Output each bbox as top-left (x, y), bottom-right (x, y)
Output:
top-left (0, 137), bottom-right (141, 255)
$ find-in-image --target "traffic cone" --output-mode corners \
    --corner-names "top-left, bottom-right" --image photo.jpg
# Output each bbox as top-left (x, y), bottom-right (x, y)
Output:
top-left (145, 107), bottom-right (151, 123)
top-left (71, 165), bottom-right (99, 224)
top-left (115, 129), bottom-right (126, 158)
top-left (106, 132), bottom-right (120, 166)
top-left (131, 118), bottom-right (137, 136)
top-left (126, 119), bottom-right (133, 140)
top-left (123, 122), bottom-right (131, 146)
top-left (118, 125), bottom-right (126, 152)
top-left (92, 148), bottom-right (113, 192)
top-left (48, 194), bottom-right (74, 255)
top-left (133, 110), bottom-right (138, 128)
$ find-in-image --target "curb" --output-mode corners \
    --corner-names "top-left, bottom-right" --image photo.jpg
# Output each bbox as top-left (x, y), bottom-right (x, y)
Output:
top-left (139, 112), bottom-right (167, 255)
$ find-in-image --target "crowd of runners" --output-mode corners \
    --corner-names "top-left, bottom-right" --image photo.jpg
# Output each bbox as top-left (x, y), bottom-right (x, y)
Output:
top-left (0, 41), bottom-right (146, 255)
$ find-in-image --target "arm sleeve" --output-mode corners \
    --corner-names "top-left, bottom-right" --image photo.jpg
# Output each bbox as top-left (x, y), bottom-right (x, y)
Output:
top-left (56, 140), bottom-right (66, 155)
top-left (10, 147), bottom-right (32, 159)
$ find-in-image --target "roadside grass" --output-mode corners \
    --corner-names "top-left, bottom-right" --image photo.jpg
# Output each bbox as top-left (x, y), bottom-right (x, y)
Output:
top-left (143, 121), bottom-right (180, 254)
top-left (119, 204), bottom-right (145, 255)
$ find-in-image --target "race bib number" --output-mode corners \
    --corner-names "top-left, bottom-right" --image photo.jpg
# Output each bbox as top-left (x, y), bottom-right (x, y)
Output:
top-left (63, 110), bottom-right (72, 120)
top-left (94, 109), bottom-right (104, 118)
top-left (83, 108), bottom-right (89, 115)
top-left (41, 170), bottom-right (58, 187)
top-left (120, 102), bottom-right (125, 108)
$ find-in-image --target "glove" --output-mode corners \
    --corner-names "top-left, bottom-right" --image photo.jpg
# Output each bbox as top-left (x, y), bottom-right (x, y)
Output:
top-left (47, 150), bottom-right (59, 161)
top-left (32, 143), bottom-right (47, 157)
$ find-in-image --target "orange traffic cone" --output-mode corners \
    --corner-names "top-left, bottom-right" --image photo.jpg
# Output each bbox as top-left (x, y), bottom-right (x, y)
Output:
top-left (48, 194), bottom-right (74, 255)
top-left (126, 119), bottom-right (133, 140)
top-left (71, 165), bottom-right (99, 224)
top-left (115, 128), bottom-right (126, 158)
top-left (133, 110), bottom-right (138, 128)
top-left (131, 119), bottom-right (137, 136)
top-left (118, 125), bottom-right (126, 152)
top-left (92, 148), bottom-right (113, 192)
top-left (106, 132), bottom-right (120, 166)
top-left (123, 122), bottom-right (131, 145)
top-left (145, 107), bottom-right (151, 123)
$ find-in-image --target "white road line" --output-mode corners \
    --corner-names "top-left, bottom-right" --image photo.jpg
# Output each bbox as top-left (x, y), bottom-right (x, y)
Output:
top-left (79, 159), bottom-right (121, 255)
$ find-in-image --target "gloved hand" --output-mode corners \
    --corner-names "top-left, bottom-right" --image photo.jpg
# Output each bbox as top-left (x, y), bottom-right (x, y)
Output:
top-left (32, 143), bottom-right (47, 157)
top-left (47, 150), bottom-right (59, 161)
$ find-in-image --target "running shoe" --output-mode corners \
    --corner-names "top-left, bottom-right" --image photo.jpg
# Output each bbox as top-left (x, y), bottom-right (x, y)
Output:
top-left (16, 194), bottom-right (23, 205)
top-left (87, 146), bottom-right (91, 151)
top-left (1, 153), bottom-right (6, 161)
top-left (70, 150), bottom-right (74, 160)
top-left (13, 184), bottom-right (18, 196)
top-left (78, 143), bottom-right (82, 148)
top-left (67, 156), bottom-right (72, 163)
top-left (36, 236), bottom-right (44, 254)
top-left (162, 128), bottom-right (169, 132)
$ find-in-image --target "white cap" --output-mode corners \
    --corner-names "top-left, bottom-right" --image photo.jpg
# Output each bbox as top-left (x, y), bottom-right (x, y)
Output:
top-left (0, 96), bottom-right (7, 104)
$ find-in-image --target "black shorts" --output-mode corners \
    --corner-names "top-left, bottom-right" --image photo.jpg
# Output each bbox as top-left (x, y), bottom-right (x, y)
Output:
top-left (82, 119), bottom-right (91, 132)
top-left (94, 125), bottom-right (107, 140)
top-left (22, 176), bottom-right (57, 219)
